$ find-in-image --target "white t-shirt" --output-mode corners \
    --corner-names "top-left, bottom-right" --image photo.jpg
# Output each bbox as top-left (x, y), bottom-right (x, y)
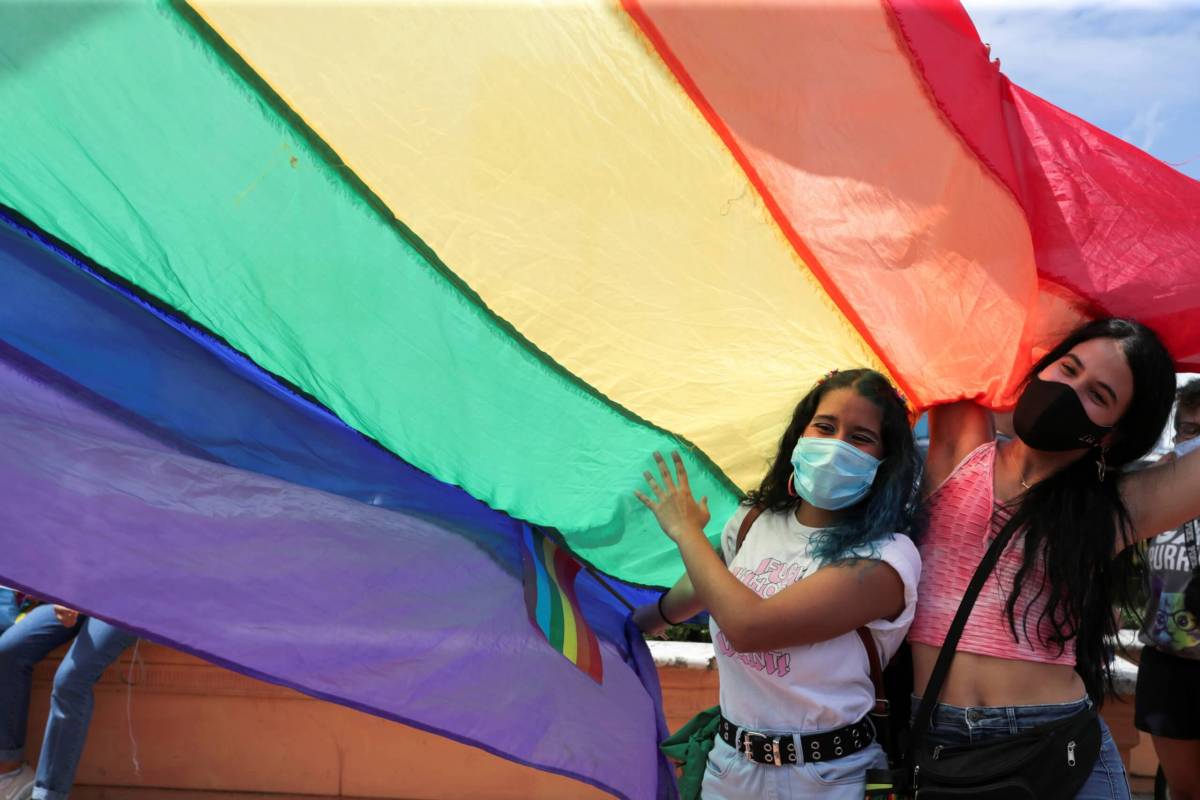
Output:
top-left (710, 505), bottom-right (922, 734)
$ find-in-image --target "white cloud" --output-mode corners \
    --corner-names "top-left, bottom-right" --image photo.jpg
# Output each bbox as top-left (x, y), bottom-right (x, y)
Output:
top-left (1122, 100), bottom-right (1167, 150)
top-left (962, 1), bottom-right (1200, 176)
top-left (968, 11), bottom-right (1198, 103)
top-left (966, 0), bottom-right (1200, 9)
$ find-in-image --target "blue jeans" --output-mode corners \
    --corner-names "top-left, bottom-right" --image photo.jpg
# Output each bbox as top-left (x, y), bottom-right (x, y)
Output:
top-left (914, 696), bottom-right (1130, 800)
top-left (0, 605), bottom-right (136, 800)
top-left (0, 589), bottom-right (21, 629)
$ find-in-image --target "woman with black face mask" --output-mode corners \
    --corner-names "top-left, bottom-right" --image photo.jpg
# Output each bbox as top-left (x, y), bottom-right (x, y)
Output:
top-left (908, 317), bottom-right (1184, 800)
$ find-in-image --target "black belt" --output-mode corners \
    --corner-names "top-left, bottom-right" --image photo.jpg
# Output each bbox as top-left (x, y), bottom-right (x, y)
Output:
top-left (718, 714), bottom-right (875, 766)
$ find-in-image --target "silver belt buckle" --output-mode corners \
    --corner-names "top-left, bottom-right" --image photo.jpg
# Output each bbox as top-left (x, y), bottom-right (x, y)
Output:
top-left (742, 732), bottom-right (755, 761)
top-left (741, 730), bottom-right (784, 767)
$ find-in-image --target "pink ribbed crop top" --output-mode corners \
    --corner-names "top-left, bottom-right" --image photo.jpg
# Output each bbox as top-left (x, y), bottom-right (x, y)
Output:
top-left (908, 442), bottom-right (1076, 666)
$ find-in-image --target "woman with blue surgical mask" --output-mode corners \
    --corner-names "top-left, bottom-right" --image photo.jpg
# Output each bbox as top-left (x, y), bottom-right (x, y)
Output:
top-left (633, 368), bottom-right (922, 799)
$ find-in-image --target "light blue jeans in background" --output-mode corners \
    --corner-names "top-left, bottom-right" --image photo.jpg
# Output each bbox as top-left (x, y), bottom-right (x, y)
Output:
top-left (0, 605), bottom-right (136, 800)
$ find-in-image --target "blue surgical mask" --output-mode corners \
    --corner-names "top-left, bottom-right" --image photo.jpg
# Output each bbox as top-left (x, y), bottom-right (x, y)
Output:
top-left (791, 436), bottom-right (882, 511)
top-left (1176, 437), bottom-right (1200, 459)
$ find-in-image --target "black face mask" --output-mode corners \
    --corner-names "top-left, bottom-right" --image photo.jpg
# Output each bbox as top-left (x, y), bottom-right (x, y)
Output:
top-left (1013, 376), bottom-right (1112, 452)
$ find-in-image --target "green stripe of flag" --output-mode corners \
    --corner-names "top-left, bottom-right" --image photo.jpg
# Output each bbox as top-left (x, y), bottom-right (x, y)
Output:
top-left (0, 1), bottom-right (738, 586)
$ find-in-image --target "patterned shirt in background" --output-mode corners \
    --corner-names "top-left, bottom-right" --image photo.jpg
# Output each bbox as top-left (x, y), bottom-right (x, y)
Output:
top-left (1140, 519), bottom-right (1200, 659)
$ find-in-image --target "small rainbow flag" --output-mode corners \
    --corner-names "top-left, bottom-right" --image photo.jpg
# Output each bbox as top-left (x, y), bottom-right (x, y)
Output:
top-left (520, 526), bottom-right (604, 684)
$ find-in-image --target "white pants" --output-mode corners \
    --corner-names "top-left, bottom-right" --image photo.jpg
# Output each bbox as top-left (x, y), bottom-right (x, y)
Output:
top-left (700, 735), bottom-right (886, 799)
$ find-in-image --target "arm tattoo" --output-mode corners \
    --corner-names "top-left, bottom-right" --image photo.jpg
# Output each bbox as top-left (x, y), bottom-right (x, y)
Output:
top-left (833, 557), bottom-right (885, 585)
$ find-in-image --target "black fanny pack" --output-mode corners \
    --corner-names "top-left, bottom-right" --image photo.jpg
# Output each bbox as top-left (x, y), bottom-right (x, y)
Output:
top-left (867, 521), bottom-right (1102, 799)
top-left (907, 704), bottom-right (1099, 798)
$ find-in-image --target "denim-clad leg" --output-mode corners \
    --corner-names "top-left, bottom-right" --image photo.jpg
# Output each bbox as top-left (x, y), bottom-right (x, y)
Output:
top-left (0, 606), bottom-right (79, 763)
top-left (0, 589), bottom-right (22, 630)
top-left (32, 616), bottom-right (136, 800)
top-left (1072, 719), bottom-right (1129, 800)
top-left (912, 696), bottom-right (1130, 800)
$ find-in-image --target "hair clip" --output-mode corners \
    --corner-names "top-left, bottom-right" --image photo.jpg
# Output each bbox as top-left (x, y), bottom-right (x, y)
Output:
top-left (817, 368), bottom-right (840, 385)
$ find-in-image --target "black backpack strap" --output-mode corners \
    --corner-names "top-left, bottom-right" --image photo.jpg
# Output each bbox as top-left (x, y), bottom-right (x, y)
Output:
top-left (857, 627), bottom-right (888, 716)
top-left (859, 626), bottom-right (898, 761)
top-left (734, 505), bottom-right (766, 555)
top-left (910, 521), bottom-right (1021, 746)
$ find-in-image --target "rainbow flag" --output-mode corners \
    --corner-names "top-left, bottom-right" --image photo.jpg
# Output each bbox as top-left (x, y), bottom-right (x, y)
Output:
top-left (0, 2), bottom-right (1197, 797)
top-left (520, 527), bottom-right (604, 684)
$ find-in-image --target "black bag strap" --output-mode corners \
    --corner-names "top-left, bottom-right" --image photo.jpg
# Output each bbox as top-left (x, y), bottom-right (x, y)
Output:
top-left (734, 505), bottom-right (766, 554)
top-left (857, 627), bottom-right (889, 716)
top-left (736, 505), bottom-right (888, 717)
top-left (909, 518), bottom-right (1022, 746)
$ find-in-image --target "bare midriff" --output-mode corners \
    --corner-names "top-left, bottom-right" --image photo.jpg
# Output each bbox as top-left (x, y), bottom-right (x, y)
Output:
top-left (912, 642), bottom-right (1087, 707)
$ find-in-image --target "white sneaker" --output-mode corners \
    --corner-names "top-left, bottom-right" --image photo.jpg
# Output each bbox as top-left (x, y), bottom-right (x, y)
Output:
top-left (0, 765), bottom-right (34, 800)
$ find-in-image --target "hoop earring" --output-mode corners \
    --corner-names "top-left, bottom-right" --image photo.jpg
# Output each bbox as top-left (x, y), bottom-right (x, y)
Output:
top-left (787, 473), bottom-right (797, 497)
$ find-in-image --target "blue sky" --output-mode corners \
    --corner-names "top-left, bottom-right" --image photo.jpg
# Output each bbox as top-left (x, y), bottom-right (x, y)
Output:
top-left (962, 0), bottom-right (1200, 180)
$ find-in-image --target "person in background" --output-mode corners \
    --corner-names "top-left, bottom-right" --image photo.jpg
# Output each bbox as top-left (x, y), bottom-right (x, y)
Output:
top-left (1136, 378), bottom-right (1200, 800)
top-left (0, 603), bottom-right (137, 800)
top-left (0, 589), bottom-right (22, 631)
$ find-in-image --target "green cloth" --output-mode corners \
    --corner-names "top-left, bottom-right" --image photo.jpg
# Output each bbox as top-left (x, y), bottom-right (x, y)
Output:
top-left (660, 704), bottom-right (722, 800)
top-left (0, 1), bottom-right (739, 586)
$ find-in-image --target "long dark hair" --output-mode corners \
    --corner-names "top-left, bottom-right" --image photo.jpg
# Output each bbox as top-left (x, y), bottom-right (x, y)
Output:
top-left (744, 368), bottom-right (922, 562)
top-left (1002, 318), bottom-right (1176, 703)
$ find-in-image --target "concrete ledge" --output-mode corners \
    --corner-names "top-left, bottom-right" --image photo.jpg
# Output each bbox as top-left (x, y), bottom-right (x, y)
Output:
top-left (73, 790), bottom-right (351, 800)
top-left (27, 642), bottom-right (608, 800)
top-left (26, 638), bottom-right (1155, 798)
top-left (646, 641), bottom-right (716, 671)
